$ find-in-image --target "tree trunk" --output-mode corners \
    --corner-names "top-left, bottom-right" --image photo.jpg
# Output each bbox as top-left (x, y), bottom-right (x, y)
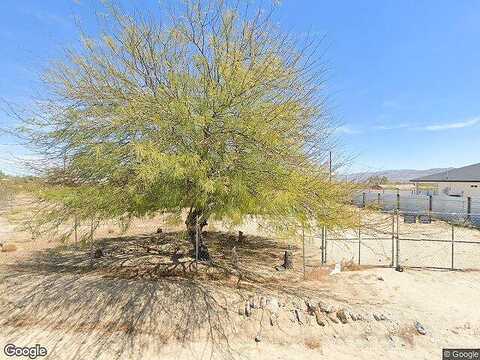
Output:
top-left (282, 250), bottom-right (293, 269)
top-left (185, 208), bottom-right (210, 261)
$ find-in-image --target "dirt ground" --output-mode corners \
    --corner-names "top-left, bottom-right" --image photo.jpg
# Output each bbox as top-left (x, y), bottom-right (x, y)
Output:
top-left (1, 198), bottom-right (480, 360)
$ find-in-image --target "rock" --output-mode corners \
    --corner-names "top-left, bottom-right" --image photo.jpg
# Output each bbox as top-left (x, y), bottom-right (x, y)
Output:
top-left (305, 299), bottom-right (318, 315)
top-left (156, 227), bottom-right (163, 234)
top-left (231, 247), bottom-right (239, 266)
top-left (1, 244), bottom-right (17, 252)
top-left (336, 309), bottom-right (349, 324)
top-left (255, 335), bottom-right (262, 342)
top-left (249, 297), bottom-right (257, 309)
top-left (245, 302), bottom-right (252, 317)
top-left (350, 312), bottom-right (365, 321)
top-left (275, 265), bottom-right (286, 272)
top-left (329, 263), bottom-right (342, 275)
top-left (327, 313), bottom-right (339, 324)
top-left (270, 314), bottom-right (278, 326)
top-left (266, 297), bottom-right (279, 314)
top-left (377, 276), bottom-right (384, 281)
top-left (92, 248), bottom-right (103, 258)
top-left (238, 231), bottom-right (245, 242)
top-left (318, 301), bottom-right (335, 314)
top-left (395, 265), bottom-right (404, 272)
top-left (373, 313), bottom-right (387, 321)
top-left (289, 311), bottom-right (297, 323)
top-left (314, 309), bottom-right (326, 326)
top-left (415, 321), bottom-right (427, 335)
top-left (238, 306), bottom-right (245, 316)
top-left (295, 308), bottom-right (304, 325)
top-left (259, 296), bottom-right (267, 309)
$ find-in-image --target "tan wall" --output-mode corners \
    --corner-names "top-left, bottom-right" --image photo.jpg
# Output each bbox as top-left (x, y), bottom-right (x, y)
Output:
top-left (433, 182), bottom-right (480, 197)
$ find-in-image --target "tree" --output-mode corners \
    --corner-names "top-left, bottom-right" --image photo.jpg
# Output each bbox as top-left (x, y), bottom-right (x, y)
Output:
top-left (366, 175), bottom-right (389, 187)
top-left (18, 0), bottom-right (354, 257)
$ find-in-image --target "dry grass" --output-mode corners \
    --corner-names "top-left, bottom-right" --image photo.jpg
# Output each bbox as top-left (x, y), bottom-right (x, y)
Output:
top-left (1, 244), bottom-right (17, 252)
top-left (304, 267), bottom-right (330, 281)
top-left (387, 324), bottom-right (416, 346)
top-left (304, 336), bottom-right (322, 350)
top-left (341, 259), bottom-right (363, 272)
top-left (397, 325), bottom-right (416, 346)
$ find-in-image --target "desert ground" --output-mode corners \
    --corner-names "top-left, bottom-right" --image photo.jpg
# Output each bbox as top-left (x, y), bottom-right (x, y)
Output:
top-left (1, 196), bottom-right (480, 360)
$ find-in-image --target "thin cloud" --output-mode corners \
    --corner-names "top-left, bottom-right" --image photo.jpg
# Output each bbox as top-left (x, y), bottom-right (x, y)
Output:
top-left (372, 117), bottom-right (480, 132)
top-left (373, 123), bottom-right (410, 130)
top-left (421, 117), bottom-right (480, 131)
top-left (335, 125), bottom-right (361, 135)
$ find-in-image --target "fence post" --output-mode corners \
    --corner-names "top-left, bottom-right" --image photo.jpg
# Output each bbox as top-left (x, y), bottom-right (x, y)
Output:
top-left (358, 230), bottom-right (361, 266)
top-left (321, 226), bottom-right (325, 264)
top-left (395, 210), bottom-right (400, 268)
top-left (362, 192), bottom-right (366, 208)
top-left (467, 197), bottom-right (472, 221)
top-left (324, 226), bottom-right (327, 264)
top-left (429, 195), bottom-right (433, 213)
top-left (377, 193), bottom-right (381, 207)
top-left (195, 215), bottom-right (199, 264)
top-left (302, 225), bottom-right (306, 279)
top-left (391, 212), bottom-right (395, 267)
top-left (451, 224), bottom-right (455, 270)
top-left (358, 211), bottom-right (361, 265)
top-left (396, 193), bottom-right (400, 210)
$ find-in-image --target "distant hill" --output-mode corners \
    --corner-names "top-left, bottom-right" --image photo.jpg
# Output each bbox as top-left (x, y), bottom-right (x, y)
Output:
top-left (348, 168), bottom-right (454, 183)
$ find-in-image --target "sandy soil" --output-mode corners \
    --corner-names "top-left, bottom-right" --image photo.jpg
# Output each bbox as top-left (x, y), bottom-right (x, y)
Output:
top-left (1, 198), bottom-right (480, 360)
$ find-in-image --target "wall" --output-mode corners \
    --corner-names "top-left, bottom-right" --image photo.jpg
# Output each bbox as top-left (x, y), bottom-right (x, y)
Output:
top-left (435, 182), bottom-right (480, 197)
top-left (415, 182), bottom-right (480, 197)
top-left (354, 190), bottom-right (480, 226)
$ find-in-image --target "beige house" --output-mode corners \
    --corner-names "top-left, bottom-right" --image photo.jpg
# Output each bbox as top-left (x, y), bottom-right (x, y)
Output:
top-left (411, 163), bottom-right (480, 197)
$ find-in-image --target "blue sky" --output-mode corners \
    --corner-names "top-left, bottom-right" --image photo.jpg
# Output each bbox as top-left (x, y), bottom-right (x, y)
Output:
top-left (0, 0), bottom-right (479, 174)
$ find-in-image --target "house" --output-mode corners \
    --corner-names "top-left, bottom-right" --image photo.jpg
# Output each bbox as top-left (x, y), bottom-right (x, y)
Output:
top-left (411, 163), bottom-right (480, 197)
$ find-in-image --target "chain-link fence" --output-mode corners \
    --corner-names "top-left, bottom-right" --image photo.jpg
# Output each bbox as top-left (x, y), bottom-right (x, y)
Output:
top-left (303, 209), bottom-right (480, 271)
top-left (78, 209), bottom-right (480, 272)
top-left (6, 191), bottom-right (480, 273)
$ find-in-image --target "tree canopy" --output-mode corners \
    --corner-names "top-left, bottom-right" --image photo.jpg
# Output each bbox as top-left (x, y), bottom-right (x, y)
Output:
top-left (18, 0), bottom-right (354, 247)
top-left (366, 176), bottom-right (389, 187)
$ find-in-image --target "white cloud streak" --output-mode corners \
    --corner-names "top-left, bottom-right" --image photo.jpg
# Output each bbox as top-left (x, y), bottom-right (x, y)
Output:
top-left (331, 116), bottom-right (479, 137)
top-left (335, 125), bottom-right (361, 135)
top-left (420, 118), bottom-right (480, 131)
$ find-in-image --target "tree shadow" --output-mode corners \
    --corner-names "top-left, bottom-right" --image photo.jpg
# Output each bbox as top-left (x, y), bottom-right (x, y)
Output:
top-left (0, 230), bottom-right (331, 360)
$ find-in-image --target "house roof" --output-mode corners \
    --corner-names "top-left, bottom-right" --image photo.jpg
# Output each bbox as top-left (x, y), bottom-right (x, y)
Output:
top-left (411, 163), bottom-right (480, 183)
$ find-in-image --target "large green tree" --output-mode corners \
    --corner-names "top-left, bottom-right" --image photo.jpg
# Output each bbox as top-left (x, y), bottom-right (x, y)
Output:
top-left (20, 0), bottom-right (353, 257)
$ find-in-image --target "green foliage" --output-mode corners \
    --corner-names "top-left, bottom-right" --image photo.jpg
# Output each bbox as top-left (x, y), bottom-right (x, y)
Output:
top-left (20, 0), bottom-right (355, 240)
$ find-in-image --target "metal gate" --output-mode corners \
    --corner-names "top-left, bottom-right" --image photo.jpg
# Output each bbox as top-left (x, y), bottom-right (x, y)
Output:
top-left (317, 210), bottom-right (480, 271)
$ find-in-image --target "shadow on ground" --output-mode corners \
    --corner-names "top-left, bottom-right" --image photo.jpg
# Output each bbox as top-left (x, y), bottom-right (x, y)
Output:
top-left (0, 231), bottom-right (330, 360)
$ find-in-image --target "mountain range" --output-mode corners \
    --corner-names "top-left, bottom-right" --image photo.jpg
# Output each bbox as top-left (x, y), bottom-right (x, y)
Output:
top-left (347, 168), bottom-right (454, 183)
